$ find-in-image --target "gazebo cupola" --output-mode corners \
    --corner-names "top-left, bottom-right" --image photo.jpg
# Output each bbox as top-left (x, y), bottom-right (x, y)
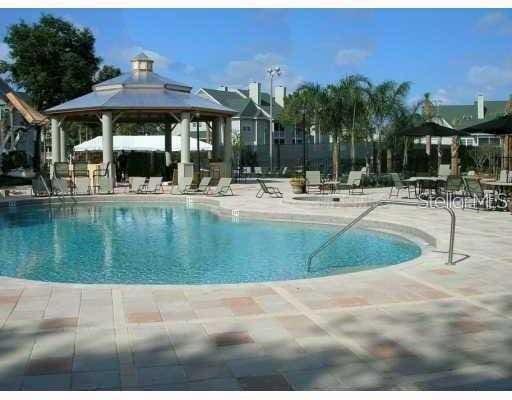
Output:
top-left (131, 52), bottom-right (154, 72)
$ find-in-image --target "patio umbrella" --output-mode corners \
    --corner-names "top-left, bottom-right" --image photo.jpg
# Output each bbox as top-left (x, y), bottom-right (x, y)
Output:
top-left (397, 122), bottom-right (468, 175)
top-left (397, 122), bottom-right (467, 138)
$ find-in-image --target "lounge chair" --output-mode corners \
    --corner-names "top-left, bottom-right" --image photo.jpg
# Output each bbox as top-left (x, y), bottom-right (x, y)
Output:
top-left (498, 170), bottom-right (509, 183)
top-left (196, 177), bottom-right (212, 193)
top-left (52, 176), bottom-right (72, 195)
top-left (438, 164), bottom-right (451, 177)
top-left (138, 177), bottom-right (163, 193)
top-left (182, 176), bottom-right (212, 194)
top-left (73, 161), bottom-right (89, 178)
top-left (130, 177), bottom-right (147, 193)
top-left (206, 177), bottom-right (233, 196)
top-left (32, 175), bottom-right (51, 197)
top-left (243, 166), bottom-right (252, 177)
top-left (93, 164), bottom-right (113, 194)
top-left (305, 171), bottom-right (323, 193)
top-left (73, 176), bottom-right (91, 195)
top-left (388, 173), bottom-right (413, 199)
top-left (254, 167), bottom-right (263, 177)
top-left (442, 175), bottom-right (463, 199)
top-left (339, 171), bottom-right (364, 194)
top-left (53, 162), bottom-right (70, 178)
top-left (462, 177), bottom-right (494, 211)
top-left (256, 178), bottom-right (283, 198)
top-left (176, 176), bottom-right (194, 194)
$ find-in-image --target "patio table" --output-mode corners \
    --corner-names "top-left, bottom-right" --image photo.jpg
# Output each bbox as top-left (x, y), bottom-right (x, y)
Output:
top-left (321, 180), bottom-right (339, 194)
top-left (482, 181), bottom-right (512, 212)
top-left (403, 177), bottom-right (446, 198)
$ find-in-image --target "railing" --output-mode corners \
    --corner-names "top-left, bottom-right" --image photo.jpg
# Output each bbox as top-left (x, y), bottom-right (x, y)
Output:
top-left (306, 199), bottom-right (456, 271)
top-left (51, 177), bottom-right (77, 204)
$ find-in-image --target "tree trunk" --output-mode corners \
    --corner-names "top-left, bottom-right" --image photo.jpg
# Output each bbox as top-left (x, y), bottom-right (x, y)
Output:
top-left (386, 149), bottom-right (392, 173)
top-left (451, 136), bottom-right (460, 176)
top-left (351, 130), bottom-right (355, 168)
top-left (426, 135), bottom-right (431, 155)
top-left (376, 127), bottom-right (382, 175)
top-left (504, 135), bottom-right (512, 172)
top-left (332, 132), bottom-right (339, 180)
top-left (437, 136), bottom-right (442, 170)
top-left (364, 136), bottom-right (370, 171)
top-left (402, 137), bottom-right (408, 173)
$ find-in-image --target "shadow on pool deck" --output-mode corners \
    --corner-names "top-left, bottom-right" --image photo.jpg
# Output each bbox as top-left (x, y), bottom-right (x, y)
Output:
top-left (1, 297), bottom-right (512, 391)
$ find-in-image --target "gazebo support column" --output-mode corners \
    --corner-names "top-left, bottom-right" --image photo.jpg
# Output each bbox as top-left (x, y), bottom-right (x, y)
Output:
top-left (164, 122), bottom-right (173, 181)
top-left (50, 117), bottom-right (61, 176)
top-left (102, 111), bottom-right (115, 190)
top-left (178, 112), bottom-right (193, 192)
top-left (59, 126), bottom-right (66, 163)
top-left (223, 117), bottom-right (233, 177)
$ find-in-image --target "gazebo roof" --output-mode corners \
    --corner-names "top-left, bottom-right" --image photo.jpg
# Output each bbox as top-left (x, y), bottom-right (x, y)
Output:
top-left (45, 54), bottom-right (236, 118)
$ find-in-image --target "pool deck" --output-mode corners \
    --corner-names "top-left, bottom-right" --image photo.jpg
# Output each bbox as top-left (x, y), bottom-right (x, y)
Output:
top-left (1, 179), bottom-right (512, 390)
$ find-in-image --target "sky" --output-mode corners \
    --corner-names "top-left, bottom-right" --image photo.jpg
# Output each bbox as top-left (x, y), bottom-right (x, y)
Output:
top-left (1, 8), bottom-right (511, 105)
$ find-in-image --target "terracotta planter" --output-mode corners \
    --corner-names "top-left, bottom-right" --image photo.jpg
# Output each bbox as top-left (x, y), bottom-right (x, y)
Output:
top-left (291, 184), bottom-right (305, 194)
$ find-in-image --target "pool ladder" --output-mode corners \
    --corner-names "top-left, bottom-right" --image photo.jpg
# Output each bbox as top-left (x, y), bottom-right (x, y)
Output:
top-left (37, 175), bottom-right (77, 204)
top-left (306, 199), bottom-right (456, 272)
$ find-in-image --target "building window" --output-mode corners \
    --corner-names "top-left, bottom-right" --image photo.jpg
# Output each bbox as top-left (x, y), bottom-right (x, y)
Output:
top-left (242, 126), bottom-right (251, 133)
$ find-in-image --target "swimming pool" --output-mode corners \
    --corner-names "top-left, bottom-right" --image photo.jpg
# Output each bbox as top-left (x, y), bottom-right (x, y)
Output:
top-left (0, 203), bottom-right (421, 284)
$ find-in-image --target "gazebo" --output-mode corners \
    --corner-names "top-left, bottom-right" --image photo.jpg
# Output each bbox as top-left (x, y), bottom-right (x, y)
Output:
top-left (45, 53), bottom-right (237, 189)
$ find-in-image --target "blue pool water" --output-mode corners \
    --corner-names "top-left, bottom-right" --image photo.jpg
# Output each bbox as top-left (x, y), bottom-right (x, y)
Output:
top-left (0, 203), bottom-right (421, 284)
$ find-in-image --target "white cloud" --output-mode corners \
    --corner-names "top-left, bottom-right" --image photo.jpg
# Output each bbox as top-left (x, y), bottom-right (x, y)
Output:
top-left (0, 42), bottom-right (9, 61)
top-left (430, 89), bottom-right (453, 105)
top-left (478, 12), bottom-right (512, 35)
top-left (215, 53), bottom-right (303, 91)
top-left (335, 48), bottom-right (371, 66)
top-left (467, 65), bottom-right (512, 90)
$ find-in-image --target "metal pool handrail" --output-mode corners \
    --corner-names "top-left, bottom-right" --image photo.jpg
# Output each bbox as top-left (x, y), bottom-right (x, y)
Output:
top-left (306, 200), bottom-right (456, 271)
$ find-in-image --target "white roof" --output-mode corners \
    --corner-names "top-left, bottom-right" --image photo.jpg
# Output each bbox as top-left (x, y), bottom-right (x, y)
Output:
top-left (73, 135), bottom-right (212, 152)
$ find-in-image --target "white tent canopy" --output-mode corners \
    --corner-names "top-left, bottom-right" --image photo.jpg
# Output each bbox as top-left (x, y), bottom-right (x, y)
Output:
top-left (73, 135), bottom-right (212, 153)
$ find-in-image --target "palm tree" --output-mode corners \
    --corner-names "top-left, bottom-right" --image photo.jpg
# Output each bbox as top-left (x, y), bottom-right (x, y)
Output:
top-left (279, 82), bottom-right (325, 171)
top-left (386, 101), bottom-right (422, 172)
top-left (421, 92), bottom-right (435, 157)
top-left (368, 80), bottom-right (411, 174)
top-left (320, 75), bottom-right (370, 179)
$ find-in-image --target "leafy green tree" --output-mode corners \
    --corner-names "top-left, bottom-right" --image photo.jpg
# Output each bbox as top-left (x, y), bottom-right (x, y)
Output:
top-left (0, 14), bottom-right (101, 110)
top-left (95, 65), bottom-right (122, 84)
top-left (279, 82), bottom-right (326, 171)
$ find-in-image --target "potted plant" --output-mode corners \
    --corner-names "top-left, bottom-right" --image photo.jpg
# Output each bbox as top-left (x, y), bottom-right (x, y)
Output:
top-left (289, 177), bottom-right (306, 194)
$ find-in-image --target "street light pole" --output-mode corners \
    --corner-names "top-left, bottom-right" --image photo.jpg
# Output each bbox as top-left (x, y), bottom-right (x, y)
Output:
top-left (266, 67), bottom-right (281, 173)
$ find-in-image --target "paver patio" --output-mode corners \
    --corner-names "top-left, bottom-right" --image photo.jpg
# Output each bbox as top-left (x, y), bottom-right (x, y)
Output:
top-left (0, 179), bottom-right (511, 390)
